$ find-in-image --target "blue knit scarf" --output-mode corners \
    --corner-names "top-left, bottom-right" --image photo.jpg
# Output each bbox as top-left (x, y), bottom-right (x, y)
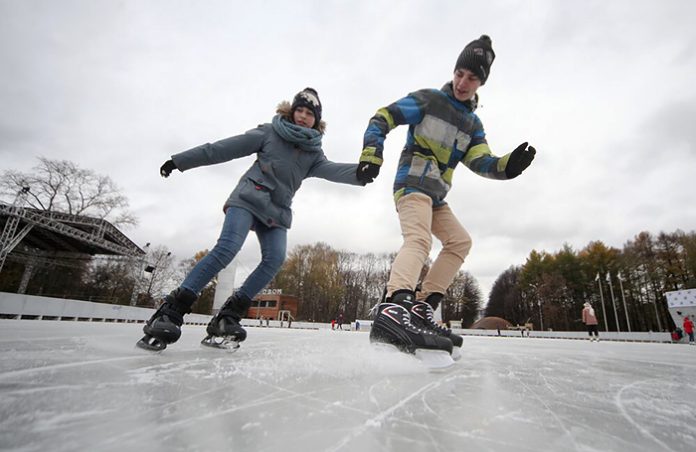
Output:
top-left (272, 115), bottom-right (323, 152)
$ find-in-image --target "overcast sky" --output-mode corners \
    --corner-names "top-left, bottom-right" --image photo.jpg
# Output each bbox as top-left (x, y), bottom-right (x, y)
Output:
top-left (2, 0), bottom-right (695, 301)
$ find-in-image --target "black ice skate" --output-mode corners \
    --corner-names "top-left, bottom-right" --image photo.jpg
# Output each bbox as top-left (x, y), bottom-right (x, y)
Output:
top-left (201, 293), bottom-right (252, 351)
top-left (136, 287), bottom-right (197, 352)
top-left (410, 293), bottom-right (463, 360)
top-left (370, 290), bottom-right (454, 368)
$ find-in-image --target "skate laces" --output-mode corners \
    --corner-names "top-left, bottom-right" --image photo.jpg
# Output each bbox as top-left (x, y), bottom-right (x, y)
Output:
top-left (156, 302), bottom-right (184, 324)
top-left (368, 301), bottom-right (381, 318)
top-left (217, 308), bottom-right (241, 322)
top-left (417, 302), bottom-right (451, 335)
top-left (390, 303), bottom-right (437, 336)
top-left (379, 303), bottom-right (432, 335)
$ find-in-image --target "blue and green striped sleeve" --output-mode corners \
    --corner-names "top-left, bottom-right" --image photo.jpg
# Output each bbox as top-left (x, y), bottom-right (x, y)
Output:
top-left (360, 93), bottom-right (427, 165)
top-left (460, 116), bottom-right (508, 180)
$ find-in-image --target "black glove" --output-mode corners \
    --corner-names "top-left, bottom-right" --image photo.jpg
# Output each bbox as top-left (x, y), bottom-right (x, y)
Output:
top-left (160, 159), bottom-right (177, 178)
top-left (505, 142), bottom-right (536, 179)
top-left (356, 162), bottom-right (381, 184)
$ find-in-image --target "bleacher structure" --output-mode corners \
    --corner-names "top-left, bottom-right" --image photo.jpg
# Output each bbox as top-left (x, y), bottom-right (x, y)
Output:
top-left (0, 193), bottom-right (145, 293)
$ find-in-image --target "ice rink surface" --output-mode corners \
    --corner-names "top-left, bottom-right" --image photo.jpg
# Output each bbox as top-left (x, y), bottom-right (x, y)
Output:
top-left (1, 320), bottom-right (695, 452)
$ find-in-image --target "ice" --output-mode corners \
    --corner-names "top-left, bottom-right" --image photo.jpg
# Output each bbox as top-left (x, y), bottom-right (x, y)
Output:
top-left (1, 319), bottom-right (695, 452)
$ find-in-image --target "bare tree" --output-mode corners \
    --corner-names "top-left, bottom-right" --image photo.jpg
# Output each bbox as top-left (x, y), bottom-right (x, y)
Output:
top-left (0, 157), bottom-right (136, 227)
top-left (142, 246), bottom-right (177, 302)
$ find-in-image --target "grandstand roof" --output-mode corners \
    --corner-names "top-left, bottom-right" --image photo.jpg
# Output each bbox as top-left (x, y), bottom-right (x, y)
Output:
top-left (1, 203), bottom-right (144, 258)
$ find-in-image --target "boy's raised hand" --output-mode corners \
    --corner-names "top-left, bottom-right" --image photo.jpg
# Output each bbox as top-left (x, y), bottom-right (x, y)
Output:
top-left (505, 142), bottom-right (536, 179)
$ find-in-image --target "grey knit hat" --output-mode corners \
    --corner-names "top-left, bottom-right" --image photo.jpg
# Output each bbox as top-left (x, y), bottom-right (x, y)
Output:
top-left (455, 35), bottom-right (496, 84)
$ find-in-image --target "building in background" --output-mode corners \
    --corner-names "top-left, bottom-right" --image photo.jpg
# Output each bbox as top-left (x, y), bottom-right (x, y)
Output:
top-left (248, 291), bottom-right (298, 321)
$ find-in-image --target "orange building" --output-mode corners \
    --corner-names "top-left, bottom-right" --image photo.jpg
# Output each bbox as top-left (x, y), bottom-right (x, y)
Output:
top-left (248, 293), bottom-right (299, 320)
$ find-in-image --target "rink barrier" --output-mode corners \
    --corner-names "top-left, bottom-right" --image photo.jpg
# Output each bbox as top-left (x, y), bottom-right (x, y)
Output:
top-left (0, 292), bottom-right (352, 330)
top-left (0, 292), bottom-right (675, 342)
top-left (240, 319), bottom-right (367, 331)
top-left (455, 328), bottom-right (673, 343)
top-left (0, 292), bottom-right (211, 325)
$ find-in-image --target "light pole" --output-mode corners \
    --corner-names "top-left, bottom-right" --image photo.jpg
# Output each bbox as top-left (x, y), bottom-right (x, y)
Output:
top-left (529, 282), bottom-right (543, 331)
top-left (606, 272), bottom-right (621, 332)
top-left (652, 290), bottom-right (662, 332)
top-left (145, 251), bottom-right (171, 301)
top-left (617, 272), bottom-right (631, 332)
top-left (129, 242), bottom-right (150, 306)
top-left (595, 272), bottom-right (609, 332)
top-left (640, 264), bottom-right (662, 332)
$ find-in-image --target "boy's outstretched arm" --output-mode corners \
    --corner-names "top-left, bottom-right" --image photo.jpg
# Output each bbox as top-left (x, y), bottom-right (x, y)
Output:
top-left (356, 93), bottom-right (427, 184)
top-left (463, 141), bottom-right (537, 180)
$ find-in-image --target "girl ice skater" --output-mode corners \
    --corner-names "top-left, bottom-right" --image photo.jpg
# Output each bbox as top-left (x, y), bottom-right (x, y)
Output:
top-left (137, 88), bottom-right (365, 351)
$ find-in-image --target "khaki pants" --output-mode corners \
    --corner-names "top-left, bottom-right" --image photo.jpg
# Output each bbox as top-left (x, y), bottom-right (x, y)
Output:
top-left (387, 192), bottom-right (472, 299)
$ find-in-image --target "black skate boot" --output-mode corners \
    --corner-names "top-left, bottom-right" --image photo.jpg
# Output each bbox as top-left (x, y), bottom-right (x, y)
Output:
top-left (410, 293), bottom-right (463, 360)
top-left (201, 293), bottom-right (252, 351)
top-left (136, 287), bottom-right (197, 352)
top-left (370, 289), bottom-right (454, 368)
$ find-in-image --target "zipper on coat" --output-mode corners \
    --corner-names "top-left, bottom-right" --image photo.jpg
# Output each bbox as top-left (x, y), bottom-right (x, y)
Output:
top-left (419, 160), bottom-right (432, 185)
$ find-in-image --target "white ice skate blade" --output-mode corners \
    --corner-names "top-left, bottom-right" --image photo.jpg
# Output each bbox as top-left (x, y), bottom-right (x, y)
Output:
top-left (135, 335), bottom-right (167, 353)
top-left (371, 342), bottom-right (399, 353)
top-left (451, 346), bottom-right (462, 361)
top-left (371, 343), bottom-right (455, 370)
top-left (414, 349), bottom-right (455, 370)
top-left (200, 336), bottom-right (241, 352)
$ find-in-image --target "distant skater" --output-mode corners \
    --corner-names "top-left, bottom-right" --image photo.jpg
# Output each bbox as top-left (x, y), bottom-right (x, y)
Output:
top-left (582, 302), bottom-right (600, 342)
top-left (683, 315), bottom-right (694, 345)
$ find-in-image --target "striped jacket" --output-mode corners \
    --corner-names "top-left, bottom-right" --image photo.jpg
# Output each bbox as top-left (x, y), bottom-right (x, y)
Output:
top-left (360, 82), bottom-right (514, 205)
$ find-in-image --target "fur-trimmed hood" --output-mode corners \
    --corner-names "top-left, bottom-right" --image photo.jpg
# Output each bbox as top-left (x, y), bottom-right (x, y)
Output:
top-left (276, 100), bottom-right (326, 134)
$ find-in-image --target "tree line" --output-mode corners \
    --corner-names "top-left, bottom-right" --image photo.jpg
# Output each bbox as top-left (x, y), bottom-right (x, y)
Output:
top-left (485, 230), bottom-right (696, 332)
top-left (0, 239), bottom-right (483, 324)
top-left (267, 242), bottom-right (482, 324)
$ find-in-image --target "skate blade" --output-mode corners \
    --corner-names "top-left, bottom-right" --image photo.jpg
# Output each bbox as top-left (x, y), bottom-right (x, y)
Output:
top-left (370, 342), bottom-right (403, 353)
top-left (414, 349), bottom-right (455, 370)
top-left (371, 343), bottom-right (455, 370)
top-left (451, 346), bottom-right (462, 361)
top-left (136, 335), bottom-right (167, 352)
top-left (200, 335), bottom-right (240, 352)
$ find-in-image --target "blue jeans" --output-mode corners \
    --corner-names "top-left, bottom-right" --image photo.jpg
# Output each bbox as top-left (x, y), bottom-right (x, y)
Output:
top-left (180, 206), bottom-right (287, 300)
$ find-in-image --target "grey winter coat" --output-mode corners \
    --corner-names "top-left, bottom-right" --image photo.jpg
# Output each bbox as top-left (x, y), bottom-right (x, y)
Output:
top-left (171, 123), bottom-right (362, 229)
